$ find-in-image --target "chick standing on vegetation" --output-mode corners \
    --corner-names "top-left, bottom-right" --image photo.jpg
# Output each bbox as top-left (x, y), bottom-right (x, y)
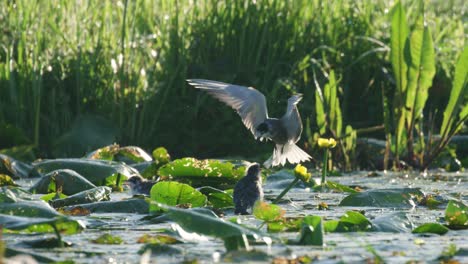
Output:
top-left (233, 163), bottom-right (264, 215)
top-left (187, 79), bottom-right (311, 168)
top-left (124, 176), bottom-right (157, 195)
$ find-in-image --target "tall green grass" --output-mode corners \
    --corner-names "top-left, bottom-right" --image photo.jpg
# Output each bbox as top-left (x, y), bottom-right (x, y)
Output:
top-left (0, 0), bottom-right (465, 160)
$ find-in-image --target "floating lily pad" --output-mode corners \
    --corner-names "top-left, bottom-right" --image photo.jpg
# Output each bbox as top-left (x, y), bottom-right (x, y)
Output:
top-left (92, 233), bottom-right (124, 244)
top-left (412, 223), bottom-right (449, 235)
top-left (339, 188), bottom-right (423, 208)
top-left (0, 153), bottom-right (38, 179)
top-left (33, 158), bottom-right (138, 185)
top-left (149, 181), bottom-right (207, 213)
top-left (371, 212), bottom-right (414, 232)
top-left (0, 189), bottom-right (61, 218)
top-left (49, 186), bottom-right (112, 208)
top-left (253, 201), bottom-right (285, 222)
top-left (198, 186), bottom-right (234, 209)
top-left (324, 211), bottom-right (372, 232)
top-left (87, 145), bottom-right (153, 164)
top-left (41, 192), bottom-right (68, 202)
top-left (157, 158), bottom-right (246, 188)
top-left (29, 169), bottom-right (97, 195)
top-left (0, 214), bottom-right (84, 234)
top-left (313, 180), bottom-right (358, 193)
top-left (445, 200), bottom-right (468, 229)
top-left (63, 198), bottom-right (149, 214)
top-left (160, 204), bottom-right (270, 251)
top-left (295, 215), bottom-right (324, 246)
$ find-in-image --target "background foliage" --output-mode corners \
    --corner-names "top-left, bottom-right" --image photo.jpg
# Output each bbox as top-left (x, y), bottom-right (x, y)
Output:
top-left (0, 0), bottom-right (466, 162)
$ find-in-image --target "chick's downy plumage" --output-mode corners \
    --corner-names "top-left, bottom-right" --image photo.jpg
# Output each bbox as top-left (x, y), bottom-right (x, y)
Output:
top-left (233, 163), bottom-right (263, 215)
top-left (187, 79), bottom-right (311, 167)
top-left (124, 176), bottom-right (157, 195)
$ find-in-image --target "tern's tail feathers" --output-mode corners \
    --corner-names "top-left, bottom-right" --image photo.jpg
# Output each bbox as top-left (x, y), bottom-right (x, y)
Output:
top-left (263, 143), bottom-right (312, 168)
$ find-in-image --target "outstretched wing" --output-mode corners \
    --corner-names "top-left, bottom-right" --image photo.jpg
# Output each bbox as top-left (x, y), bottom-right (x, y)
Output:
top-left (187, 79), bottom-right (269, 138)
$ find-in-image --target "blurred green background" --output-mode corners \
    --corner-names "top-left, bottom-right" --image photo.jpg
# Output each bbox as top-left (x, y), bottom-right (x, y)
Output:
top-left (0, 0), bottom-right (466, 161)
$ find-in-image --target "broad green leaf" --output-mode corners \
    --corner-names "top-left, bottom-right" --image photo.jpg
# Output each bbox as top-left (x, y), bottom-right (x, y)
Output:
top-left (297, 215), bottom-right (324, 246)
top-left (63, 198), bottom-right (149, 214)
top-left (253, 201), bottom-right (285, 222)
top-left (0, 187), bottom-right (60, 217)
top-left (0, 214), bottom-right (84, 235)
top-left (371, 212), bottom-right (414, 232)
top-left (152, 147), bottom-right (171, 164)
top-left (29, 169), bottom-right (97, 195)
top-left (324, 211), bottom-right (372, 232)
top-left (92, 234), bottom-right (124, 244)
top-left (339, 188), bottom-right (423, 208)
top-left (440, 46), bottom-right (468, 137)
top-left (313, 180), bottom-right (358, 193)
top-left (198, 186), bottom-right (234, 209)
top-left (0, 153), bottom-right (37, 179)
top-left (115, 146), bottom-right (153, 164)
top-left (412, 223), bottom-right (449, 235)
top-left (390, 1), bottom-right (410, 156)
top-left (0, 174), bottom-right (17, 186)
top-left (160, 204), bottom-right (270, 251)
top-left (33, 158), bottom-right (137, 185)
top-left (41, 192), bottom-right (67, 202)
top-left (0, 186), bottom-right (36, 202)
top-left (49, 186), bottom-right (111, 208)
top-left (149, 181), bottom-right (207, 212)
top-left (445, 200), bottom-right (468, 229)
top-left (158, 158), bottom-right (246, 188)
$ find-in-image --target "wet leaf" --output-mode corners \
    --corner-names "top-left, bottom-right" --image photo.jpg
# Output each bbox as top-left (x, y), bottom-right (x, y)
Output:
top-left (29, 169), bottom-right (97, 195)
top-left (313, 180), bottom-right (358, 193)
top-left (0, 188), bottom-right (61, 218)
top-left (253, 201), bottom-right (285, 222)
top-left (445, 200), bottom-right (468, 229)
top-left (20, 237), bottom-right (73, 248)
top-left (412, 223), bottom-right (449, 235)
top-left (371, 212), bottom-right (414, 232)
top-left (137, 234), bottom-right (182, 244)
top-left (339, 188), bottom-right (423, 207)
top-left (158, 158), bottom-right (246, 188)
top-left (149, 181), bottom-right (207, 213)
top-left (33, 158), bottom-right (137, 185)
top-left (63, 198), bottom-right (149, 214)
top-left (41, 192), bottom-right (68, 202)
top-left (92, 233), bottom-right (124, 244)
top-left (324, 211), bottom-right (372, 232)
top-left (152, 147), bottom-right (171, 164)
top-left (0, 214), bottom-right (84, 234)
top-left (0, 174), bottom-right (17, 186)
top-left (0, 153), bottom-right (38, 179)
top-left (49, 186), bottom-right (111, 208)
top-left (198, 186), bottom-right (234, 209)
top-left (296, 215), bottom-right (324, 246)
top-left (160, 204), bottom-right (270, 251)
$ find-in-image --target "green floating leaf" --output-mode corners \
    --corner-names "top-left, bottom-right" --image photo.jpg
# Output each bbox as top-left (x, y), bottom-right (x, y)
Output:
top-left (41, 192), bottom-right (67, 202)
top-left (339, 188), bottom-right (423, 208)
top-left (412, 223), bottom-right (449, 235)
top-left (0, 187), bottom-right (60, 218)
top-left (445, 200), bottom-right (468, 229)
top-left (63, 198), bottom-right (149, 214)
top-left (325, 211), bottom-right (372, 232)
top-left (160, 204), bottom-right (270, 251)
top-left (149, 181), bottom-right (207, 213)
top-left (0, 214), bottom-right (84, 235)
top-left (49, 186), bottom-right (112, 208)
top-left (115, 146), bottom-right (153, 164)
top-left (296, 215), bottom-right (324, 246)
top-left (92, 233), bottom-right (124, 244)
top-left (0, 174), bottom-right (17, 186)
top-left (152, 147), bottom-right (171, 164)
top-left (371, 212), bottom-right (414, 233)
top-left (158, 158), bottom-right (246, 188)
top-left (33, 158), bottom-right (137, 186)
top-left (29, 169), bottom-right (97, 195)
top-left (313, 180), bottom-right (358, 193)
top-left (0, 153), bottom-right (38, 179)
top-left (198, 186), bottom-right (234, 209)
top-left (253, 201), bottom-right (285, 222)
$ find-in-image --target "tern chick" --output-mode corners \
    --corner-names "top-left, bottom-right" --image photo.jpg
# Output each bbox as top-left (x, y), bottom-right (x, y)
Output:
top-left (187, 79), bottom-right (311, 167)
top-left (124, 176), bottom-right (157, 195)
top-left (233, 163), bottom-right (264, 215)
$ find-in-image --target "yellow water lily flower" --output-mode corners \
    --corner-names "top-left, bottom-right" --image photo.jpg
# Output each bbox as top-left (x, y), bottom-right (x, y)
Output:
top-left (317, 138), bottom-right (337, 148)
top-left (294, 164), bottom-right (311, 183)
